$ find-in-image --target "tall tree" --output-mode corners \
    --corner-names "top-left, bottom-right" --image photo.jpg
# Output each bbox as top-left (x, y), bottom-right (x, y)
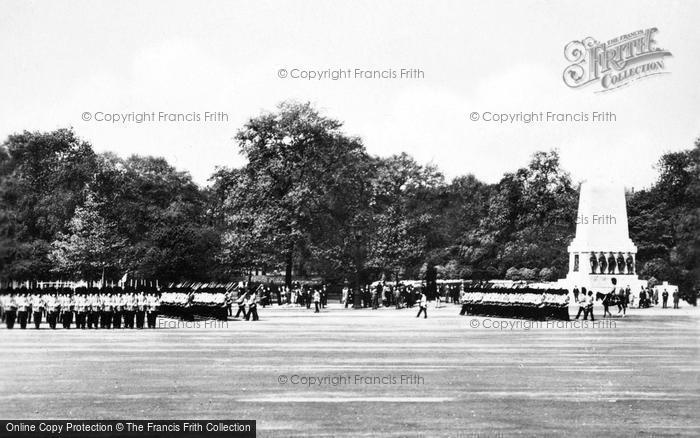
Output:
top-left (50, 192), bottom-right (126, 281)
top-left (629, 139), bottom-right (700, 300)
top-left (365, 153), bottom-right (445, 281)
top-left (460, 150), bottom-right (577, 278)
top-left (222, 101), bottom-right (370, 286)
top-left (0, 129), bottom-right (97, 280)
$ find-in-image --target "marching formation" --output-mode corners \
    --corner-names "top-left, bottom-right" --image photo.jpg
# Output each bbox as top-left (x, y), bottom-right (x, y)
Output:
top-left (3, 278), bottom-right (675, 329)
top-left (0, 288), bottom-right (160, 329)
top-left (458, 282), bottom-right (570, 320)
top-left (158, 284), bottom-right (262, 321)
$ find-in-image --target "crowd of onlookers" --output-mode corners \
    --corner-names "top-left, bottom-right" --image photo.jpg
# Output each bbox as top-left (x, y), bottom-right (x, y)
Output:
top-left (242, 281), bottom-right (464, 310)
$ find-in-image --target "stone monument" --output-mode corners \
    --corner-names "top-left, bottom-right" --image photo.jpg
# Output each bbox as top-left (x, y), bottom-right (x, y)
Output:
top-left (558, 181), bottom-right (645, 299)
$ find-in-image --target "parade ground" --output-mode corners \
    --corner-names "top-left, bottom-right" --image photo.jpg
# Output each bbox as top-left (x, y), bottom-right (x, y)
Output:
top-left (1, 304), bottom-right (699, 437)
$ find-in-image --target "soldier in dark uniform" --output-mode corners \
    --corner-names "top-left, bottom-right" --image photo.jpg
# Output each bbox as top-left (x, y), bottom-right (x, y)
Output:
top-left (123, 293), bottom-right (136, 329)
top-left (607, 252), bottom-right (616, 274)
top-left (598, 252), bottom-right (607, 274)
top-left (572, 286), bottom-right (580, 302)
top-left (263, 287), bottom-right (271, 308)
top-left (406, 286), bottom-right (415, 308)
top-left (662, 289), bottom-right (669, 308)
top-left (304, 288), bottom-right (311, 309)
top-left (74, 294), bottom-right (86, 329)
top-left (639, 287), bottom-right (647, 308)
top-left (589, 253), bottom-right (598, 274)
top-left (321, 285), bottom-right (328, 308)
top-left (673, 290), bottom-right (680, 309)
top-left (616, 253), bottom-right (625, 274)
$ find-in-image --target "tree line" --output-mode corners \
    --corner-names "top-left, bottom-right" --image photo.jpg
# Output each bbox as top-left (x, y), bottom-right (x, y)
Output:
top-left (0, 102), bottom-right (697, 299)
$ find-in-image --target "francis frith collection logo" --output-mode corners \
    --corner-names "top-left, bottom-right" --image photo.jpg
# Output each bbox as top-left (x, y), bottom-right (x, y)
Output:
top-left (563, 28), bottom-right (672, 92)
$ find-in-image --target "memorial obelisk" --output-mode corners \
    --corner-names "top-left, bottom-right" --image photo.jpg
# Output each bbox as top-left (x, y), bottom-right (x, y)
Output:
top-left (559, 181), bottom-right (645, 296)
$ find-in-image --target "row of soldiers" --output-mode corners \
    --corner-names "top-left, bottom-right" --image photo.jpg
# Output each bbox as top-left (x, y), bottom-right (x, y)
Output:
top-left (0, 289), bottom-right (160, 329)
top-left (458, 285), bottom-right (571, 320)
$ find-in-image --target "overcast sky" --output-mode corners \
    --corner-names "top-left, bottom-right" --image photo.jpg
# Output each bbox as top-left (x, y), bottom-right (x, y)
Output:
top-left (1, 0), bottom-right (698, 189)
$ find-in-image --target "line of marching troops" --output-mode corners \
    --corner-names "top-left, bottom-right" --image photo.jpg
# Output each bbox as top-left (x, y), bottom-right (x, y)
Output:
top-left (457, 283), bottom-right (571, 320)
top-left (0, 289), bottom-right (160, 329)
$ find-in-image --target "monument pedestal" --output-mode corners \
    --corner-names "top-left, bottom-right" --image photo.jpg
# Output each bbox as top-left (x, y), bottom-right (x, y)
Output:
top-left (557, 182), bottom-right (646, 301)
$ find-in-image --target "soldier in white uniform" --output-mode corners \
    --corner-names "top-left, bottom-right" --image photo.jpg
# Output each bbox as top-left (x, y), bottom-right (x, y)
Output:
top-left (234, 292), bottom-right (248, 319)
top-left (146, 294), bottom-right (159, 328)
top-left (74, 294), bottom-right (87, 329)
top-left (123, 293), bottom-right (136, 329)
top-left (46, 294), bottom-right (60, 329)
top-left (135, 293), bottom-right (147, 329)
top-left (245, 292), bottom-right (259, 321)
top-left (31, 294), bottom-right (45, 329)
top-left (61, 294), bottom-right (73, 329)
top-left (4, 295), bottom-right (18, 329)
top-left (16, 294), bottom-right (30, 329)
top-left (112, 294), bottom-right (123, 329)
top-left (313, 289), bottom-right (321, 313)
top-left (86, 293), bottom-right (98, 329)
top-left (101, 294), bottom-right (113, 329)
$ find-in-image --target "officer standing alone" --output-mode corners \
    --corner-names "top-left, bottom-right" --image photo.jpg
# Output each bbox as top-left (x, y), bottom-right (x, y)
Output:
top-left (416, 292), bottom-right (428, 319)
top-left (313, 289), bottom-right (321, 313)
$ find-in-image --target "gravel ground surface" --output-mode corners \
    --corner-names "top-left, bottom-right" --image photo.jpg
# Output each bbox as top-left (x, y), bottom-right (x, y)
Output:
top-left (1, 303), bottom-right (698, 437)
